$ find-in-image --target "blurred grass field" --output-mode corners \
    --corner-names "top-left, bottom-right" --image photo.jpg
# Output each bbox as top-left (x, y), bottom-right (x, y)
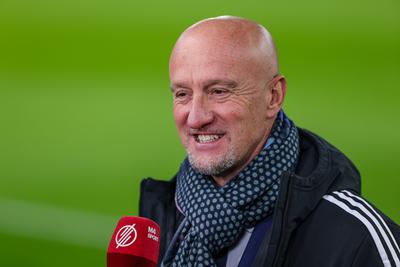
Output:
top-left (0, 0), bottom-right (399, 266)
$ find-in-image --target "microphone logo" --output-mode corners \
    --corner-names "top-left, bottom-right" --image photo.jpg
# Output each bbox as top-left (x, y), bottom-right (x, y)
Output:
top-left (115, 224), bottom-right (137, 248)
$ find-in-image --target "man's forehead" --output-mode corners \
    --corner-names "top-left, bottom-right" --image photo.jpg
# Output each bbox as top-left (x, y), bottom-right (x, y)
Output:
top-left (169, 52), bottom-right (250, 88)
top-left (171, 35), bottom-right (249, 62)
top-left (170, 43), bottom-right (266, 84)
top-left (170, 33), bottom-right (263, 73)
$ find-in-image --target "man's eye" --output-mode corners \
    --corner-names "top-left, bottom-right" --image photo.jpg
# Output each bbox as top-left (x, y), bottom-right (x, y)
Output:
top-left (175, 91), bottom-right (187, 98)
top-left (210, 88), bottom-right (227, 95)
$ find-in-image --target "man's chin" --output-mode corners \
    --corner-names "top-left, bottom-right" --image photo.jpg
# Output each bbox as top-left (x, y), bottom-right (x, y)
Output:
top-left (187, 153), bottom-right (235, 176)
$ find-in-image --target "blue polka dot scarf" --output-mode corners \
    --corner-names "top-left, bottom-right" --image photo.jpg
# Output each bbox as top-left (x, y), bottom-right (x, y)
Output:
top-left (170, 111), bottom-right (299, 267)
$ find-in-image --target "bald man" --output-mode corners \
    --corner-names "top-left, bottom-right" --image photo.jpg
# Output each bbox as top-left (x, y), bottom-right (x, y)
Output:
top-left (139, 17), bottom-right (400, 267)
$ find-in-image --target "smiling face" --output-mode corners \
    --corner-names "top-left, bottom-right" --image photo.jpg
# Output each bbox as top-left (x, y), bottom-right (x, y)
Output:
top-left (169, 18), bottom-right (284, 184)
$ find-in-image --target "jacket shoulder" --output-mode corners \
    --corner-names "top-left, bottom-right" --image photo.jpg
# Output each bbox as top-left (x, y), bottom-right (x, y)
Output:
top-left (285, 189), bottom-right (400, 267)
top-left (322, 190), bottom-right (400, 266)
top-left (139, 177), bottom-right (181, 265)
top-left (139, 177), bottom-right (176, 218)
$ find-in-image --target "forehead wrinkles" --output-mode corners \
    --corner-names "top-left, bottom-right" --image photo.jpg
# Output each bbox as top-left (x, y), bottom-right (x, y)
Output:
top-left (170, 40), bottom-right (266, 87)
top-left (171, 58), bottom-right (254, 91)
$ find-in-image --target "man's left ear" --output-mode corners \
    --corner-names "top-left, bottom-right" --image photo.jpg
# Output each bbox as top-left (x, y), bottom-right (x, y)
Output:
top-left (266, 75), bottom-right (286, 118)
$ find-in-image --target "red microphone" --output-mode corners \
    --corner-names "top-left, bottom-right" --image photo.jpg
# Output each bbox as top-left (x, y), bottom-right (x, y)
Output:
top-left (107, 216), bottom-right (160, 267)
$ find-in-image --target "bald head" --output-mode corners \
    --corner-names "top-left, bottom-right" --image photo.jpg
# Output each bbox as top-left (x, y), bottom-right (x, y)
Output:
top-left (170, 16), bottom-right (279, 82)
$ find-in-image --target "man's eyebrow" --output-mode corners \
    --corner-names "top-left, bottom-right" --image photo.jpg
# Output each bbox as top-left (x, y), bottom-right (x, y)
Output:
top-left (169, 79), bottom-right (238, 92)
top-left (204, 79), bottom-right (238, 89)
top-left (169, 82), bottom-right (187, 92)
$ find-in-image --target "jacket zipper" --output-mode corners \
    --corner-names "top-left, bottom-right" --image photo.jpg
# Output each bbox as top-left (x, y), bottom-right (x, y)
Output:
top-left (272, 172), bottom-right (293, 267)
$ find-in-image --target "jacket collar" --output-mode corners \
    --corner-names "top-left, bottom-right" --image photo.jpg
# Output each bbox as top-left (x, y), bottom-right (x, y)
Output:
top-left (258, 127), bottom-right (361, 266)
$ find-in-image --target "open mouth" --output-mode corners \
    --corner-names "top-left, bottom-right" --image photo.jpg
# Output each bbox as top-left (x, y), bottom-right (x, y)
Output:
top-left (194, 134), bottom-right (224, 144)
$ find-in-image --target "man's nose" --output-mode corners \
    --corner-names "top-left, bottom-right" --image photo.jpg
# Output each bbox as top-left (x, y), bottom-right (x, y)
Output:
top-left (187, 95), bottom-right (214, 129)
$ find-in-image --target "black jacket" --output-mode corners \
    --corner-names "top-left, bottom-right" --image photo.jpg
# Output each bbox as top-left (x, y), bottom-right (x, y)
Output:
top-left (139, 128), bottom-right (400, 266)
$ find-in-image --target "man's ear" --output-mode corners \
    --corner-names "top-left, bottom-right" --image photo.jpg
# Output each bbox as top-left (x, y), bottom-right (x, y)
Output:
top-left (266, 75), bottom-right (286, 118)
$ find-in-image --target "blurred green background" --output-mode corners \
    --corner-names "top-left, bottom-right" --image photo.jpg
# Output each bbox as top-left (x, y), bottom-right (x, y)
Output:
top-left (0, 0), bottom-right (399, 265)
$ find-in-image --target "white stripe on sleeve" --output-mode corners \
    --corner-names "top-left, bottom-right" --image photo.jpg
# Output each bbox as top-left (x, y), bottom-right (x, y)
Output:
top-left (323, 194), bottom-right (392, 267)
top-left (333, 191), bottom-right (400, 266)
top-left (343, 190), bottom-right (400, 256)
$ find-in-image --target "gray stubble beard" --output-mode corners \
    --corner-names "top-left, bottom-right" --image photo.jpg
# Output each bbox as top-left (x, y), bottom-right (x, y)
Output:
top-left (187, 146), bottom-right (236, 176)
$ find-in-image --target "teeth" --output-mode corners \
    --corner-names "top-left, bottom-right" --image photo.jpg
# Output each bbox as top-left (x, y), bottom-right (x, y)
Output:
top-left (197, 135), bottom-right (220, 143)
